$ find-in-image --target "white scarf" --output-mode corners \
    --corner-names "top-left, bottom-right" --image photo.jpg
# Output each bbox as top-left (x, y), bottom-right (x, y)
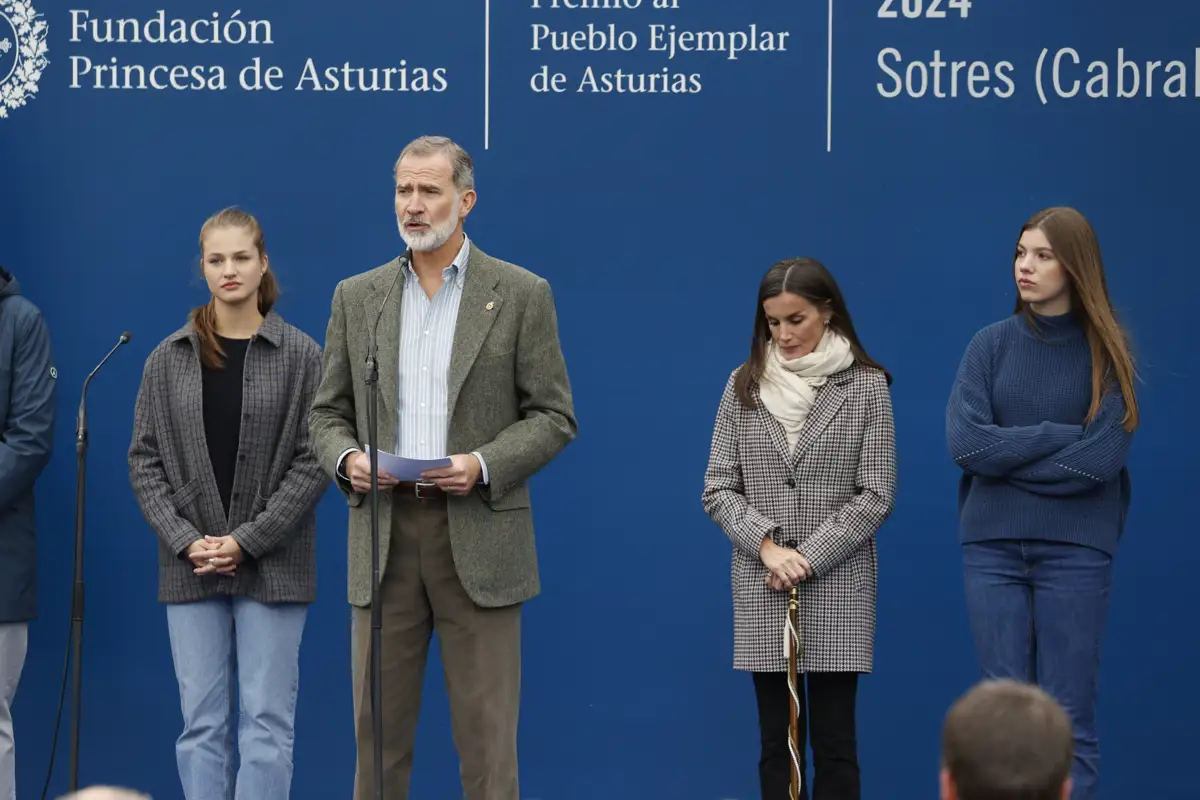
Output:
top-left (758, 329), bottom-right (855, 451)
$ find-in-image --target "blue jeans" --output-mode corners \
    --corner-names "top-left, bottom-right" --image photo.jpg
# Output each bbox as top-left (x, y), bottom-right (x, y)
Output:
top-left (166, 596), bottom-right (307, 800)
top-left (962, 540), bottom-right (1112, 800)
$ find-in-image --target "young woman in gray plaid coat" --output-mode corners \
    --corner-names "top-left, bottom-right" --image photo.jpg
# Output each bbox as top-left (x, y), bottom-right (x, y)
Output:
top-left (128, 208), bottom-right (330, 799)
top-left (702, 257), bottom-right (897, 800)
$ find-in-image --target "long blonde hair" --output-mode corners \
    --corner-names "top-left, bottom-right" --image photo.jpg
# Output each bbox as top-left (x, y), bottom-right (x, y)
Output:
top-left (1014, 207), bottom-right (1139, 432)
top-left (191, 207), bottom-right (278, 370)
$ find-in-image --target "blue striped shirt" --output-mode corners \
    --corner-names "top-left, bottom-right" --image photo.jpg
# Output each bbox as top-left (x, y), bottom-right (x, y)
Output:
top-left (396, 234), bottom-right (488, 481)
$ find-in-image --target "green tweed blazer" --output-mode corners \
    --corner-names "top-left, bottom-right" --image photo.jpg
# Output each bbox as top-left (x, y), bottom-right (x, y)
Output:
top-left (308, 242), bottom-right (577, 608)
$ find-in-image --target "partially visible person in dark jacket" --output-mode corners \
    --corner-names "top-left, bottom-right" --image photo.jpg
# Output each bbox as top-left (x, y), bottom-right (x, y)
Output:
top-left (128, 208), bottom-right (328, 800)
top-left (0, 266), bottom-right (57, 800)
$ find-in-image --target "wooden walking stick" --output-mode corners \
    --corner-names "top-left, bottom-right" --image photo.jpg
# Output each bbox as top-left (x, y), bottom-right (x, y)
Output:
top-left (787, 585), bottom-right (803, 800)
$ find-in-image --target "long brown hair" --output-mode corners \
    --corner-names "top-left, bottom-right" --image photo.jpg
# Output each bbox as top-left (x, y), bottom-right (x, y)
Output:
top-left (191, 207), bottom-right (278, 369)
top-left (1014, 207), bottom-right (1139, 432)
top-left (734, 257), bottom-right (889, 408)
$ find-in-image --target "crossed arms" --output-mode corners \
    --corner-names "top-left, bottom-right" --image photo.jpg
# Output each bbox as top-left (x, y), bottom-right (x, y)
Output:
top-left (946, 330), bottom-right (1132, 496)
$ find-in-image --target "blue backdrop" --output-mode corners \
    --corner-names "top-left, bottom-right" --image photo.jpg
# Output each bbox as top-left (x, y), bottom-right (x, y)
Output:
top-left (2, 0), bottom-right (1197, 798)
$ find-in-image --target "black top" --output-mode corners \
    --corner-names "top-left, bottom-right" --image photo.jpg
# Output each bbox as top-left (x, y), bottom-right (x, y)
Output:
top-left (201, 335), bottom-right (250, 517)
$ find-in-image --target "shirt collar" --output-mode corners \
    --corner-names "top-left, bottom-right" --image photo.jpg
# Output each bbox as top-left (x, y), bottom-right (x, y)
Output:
top-left (405, 232), bottom-right (471, 287)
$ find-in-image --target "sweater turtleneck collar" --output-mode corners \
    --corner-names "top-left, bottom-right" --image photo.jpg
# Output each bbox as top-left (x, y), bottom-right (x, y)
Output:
top-left (1019, 308), bottom-right (1083, 343)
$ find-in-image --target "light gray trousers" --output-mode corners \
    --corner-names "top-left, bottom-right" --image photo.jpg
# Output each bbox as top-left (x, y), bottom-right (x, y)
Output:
top-left (0, 623), bottom-right (27, 800)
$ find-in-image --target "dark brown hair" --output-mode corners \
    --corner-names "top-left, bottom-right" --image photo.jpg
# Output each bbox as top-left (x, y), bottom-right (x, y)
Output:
top-left (1014, 207), bottom-right (1139, 432)
top-left (734, 257), bottom-right (888, 408)
top-left (942, 679), bottom-right (1073, 800)
top-left (191, 207), bottom-right (278, 369)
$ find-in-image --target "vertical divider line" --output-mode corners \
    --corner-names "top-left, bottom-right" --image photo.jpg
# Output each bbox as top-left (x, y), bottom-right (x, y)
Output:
top-left (826, 0), bottom-right (833, 153)
top-left (485, 0), bottom-right (491, 150)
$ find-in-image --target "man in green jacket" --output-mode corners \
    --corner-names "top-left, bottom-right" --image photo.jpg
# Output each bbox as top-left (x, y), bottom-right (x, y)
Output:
top-left (309, 135), bottom-right (577, 800)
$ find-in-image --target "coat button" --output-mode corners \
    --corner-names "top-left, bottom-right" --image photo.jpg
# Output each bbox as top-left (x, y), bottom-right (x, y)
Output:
top-left (787, 478), bottom-right (795, 488)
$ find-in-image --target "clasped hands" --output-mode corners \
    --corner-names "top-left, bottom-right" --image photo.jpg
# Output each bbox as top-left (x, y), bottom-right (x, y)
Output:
top-left (187, 535), bottom-right (244, 576)
top-left (345, 451), bottom-right (482, 496)
top-left (760, 538), bottom-right (814, 591)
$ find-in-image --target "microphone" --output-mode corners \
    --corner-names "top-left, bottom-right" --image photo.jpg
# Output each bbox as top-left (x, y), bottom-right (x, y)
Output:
top-left (365, 255), bottom-right (406, 372)
top-left (77, 331), bottom-right (131, 438)
top-left (363, 253), bottom-right (406, 800)
top-left (66, 330), bottom-right (131, 793)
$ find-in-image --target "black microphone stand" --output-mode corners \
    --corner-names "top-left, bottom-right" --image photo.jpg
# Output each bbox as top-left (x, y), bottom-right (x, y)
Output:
top-left (363, 254), bottom-right (404, 800)
top-left (69, 331), bottom-right (130, 791)
top-left (364, 331), bottom-right (384, 800)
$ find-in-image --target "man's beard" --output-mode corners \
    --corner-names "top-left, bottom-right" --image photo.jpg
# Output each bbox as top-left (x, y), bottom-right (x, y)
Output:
top-left (398, 196), bottom-right (461, 252)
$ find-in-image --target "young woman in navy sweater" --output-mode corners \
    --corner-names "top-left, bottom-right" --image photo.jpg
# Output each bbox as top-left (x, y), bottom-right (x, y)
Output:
top-left (946, 206), bottom-right (1138, 800)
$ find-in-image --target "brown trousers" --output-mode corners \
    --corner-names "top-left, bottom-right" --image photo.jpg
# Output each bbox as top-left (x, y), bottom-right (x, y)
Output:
top-left (351, 492), bottom-right (521, 800)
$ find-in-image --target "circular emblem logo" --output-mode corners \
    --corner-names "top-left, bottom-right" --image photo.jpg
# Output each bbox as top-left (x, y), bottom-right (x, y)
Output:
top-left (0, 1), bottom-right (49, 120)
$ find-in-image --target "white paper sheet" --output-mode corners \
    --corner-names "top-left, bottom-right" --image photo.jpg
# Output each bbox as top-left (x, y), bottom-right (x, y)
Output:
top-left (362, 446), bottom-right (452, 482)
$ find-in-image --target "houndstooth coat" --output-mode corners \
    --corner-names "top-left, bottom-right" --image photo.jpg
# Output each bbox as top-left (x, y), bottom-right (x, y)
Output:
top-left (702, 362), bottom-right (897, 673)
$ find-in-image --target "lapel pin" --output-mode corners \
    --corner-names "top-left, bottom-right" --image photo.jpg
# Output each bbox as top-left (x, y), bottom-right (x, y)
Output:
top-left (486, 301), bottom-right (494, 310)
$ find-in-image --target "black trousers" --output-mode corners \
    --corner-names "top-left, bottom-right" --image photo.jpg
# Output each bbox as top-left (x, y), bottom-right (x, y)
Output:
top-left (752, 671), bottom-right (860, 800)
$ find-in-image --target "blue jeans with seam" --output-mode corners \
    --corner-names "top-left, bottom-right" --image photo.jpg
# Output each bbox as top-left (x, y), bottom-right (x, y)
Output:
top-left (166, 595), bottom-right (307, 800)
top-left (963, 539), bottom-right (1113, 800)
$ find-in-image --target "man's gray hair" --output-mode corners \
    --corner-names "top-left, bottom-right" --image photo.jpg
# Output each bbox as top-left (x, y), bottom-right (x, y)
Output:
top-left (394, 135), bottom-right (475, 192)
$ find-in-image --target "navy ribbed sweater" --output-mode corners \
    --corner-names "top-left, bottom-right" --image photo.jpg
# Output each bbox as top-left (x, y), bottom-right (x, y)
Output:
top-left (946, 312), bottom-right (1134, 556)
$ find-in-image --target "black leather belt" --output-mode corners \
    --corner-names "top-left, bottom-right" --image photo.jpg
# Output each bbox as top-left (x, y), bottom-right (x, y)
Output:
top-left (397, 480), bottom-right (443, 499)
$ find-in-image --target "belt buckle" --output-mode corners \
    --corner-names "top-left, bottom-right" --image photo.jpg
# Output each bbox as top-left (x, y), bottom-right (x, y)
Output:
top-left (414, 480), bottom-right (438, 499)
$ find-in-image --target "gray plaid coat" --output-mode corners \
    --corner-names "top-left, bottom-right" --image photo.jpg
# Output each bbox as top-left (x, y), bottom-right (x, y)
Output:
top-left (128, 311), bottom-right (331, 604)
top-left (702, 362), bottom-right (897, 673)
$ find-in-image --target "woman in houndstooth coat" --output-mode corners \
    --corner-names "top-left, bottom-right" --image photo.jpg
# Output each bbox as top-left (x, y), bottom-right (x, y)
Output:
top-left (702, 257), bottom-right (897, 800)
